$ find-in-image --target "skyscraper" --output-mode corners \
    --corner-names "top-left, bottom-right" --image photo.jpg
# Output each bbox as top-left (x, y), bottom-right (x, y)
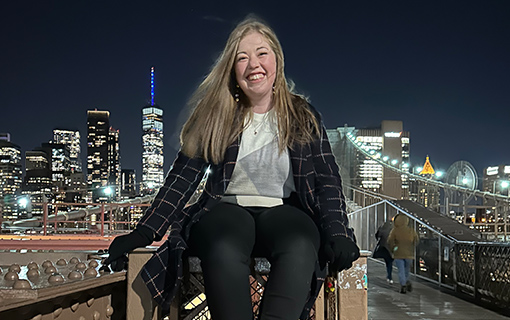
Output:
top-left (22, 150), bottom-right (52, 216)
top-left (0, 134), bottom-right (22, 219)
top-left (327, 120), bottom-right (410, 200)
top-left (53, 129), bottom-right (82, 172)
top-left (87, 110), bottom-right (121, 202)
top-left (108, 127), bottom-right (121, 199)
top-left (121, 169), bottom-right (136, 199)
top-left (87, 110), bottom-right (110, 202)
top-left (141, 67), bottom-right (164, 194)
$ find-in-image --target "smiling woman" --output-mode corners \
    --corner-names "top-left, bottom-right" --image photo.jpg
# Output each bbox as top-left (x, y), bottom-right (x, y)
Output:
top-left (234, 32), bottom-right (277, 113)
top-left (105, 15), bottom-right (360, 320)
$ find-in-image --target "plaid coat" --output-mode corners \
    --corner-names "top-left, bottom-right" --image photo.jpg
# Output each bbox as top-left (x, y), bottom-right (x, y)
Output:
top-left (138, 107), bottom-right (355, 319)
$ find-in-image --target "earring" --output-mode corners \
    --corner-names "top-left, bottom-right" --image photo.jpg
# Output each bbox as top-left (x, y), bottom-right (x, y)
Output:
top-left (272, 85), bottom-right (276, 95)
top-left (235, 84), bottom-right (240, 102)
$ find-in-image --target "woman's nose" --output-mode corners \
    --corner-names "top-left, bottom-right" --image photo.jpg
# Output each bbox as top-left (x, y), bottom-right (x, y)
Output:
top-left (248, 56), bottom-right (260, 68)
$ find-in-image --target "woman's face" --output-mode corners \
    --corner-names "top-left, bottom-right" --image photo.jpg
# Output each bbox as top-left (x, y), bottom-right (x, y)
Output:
top-left (234, 31), bottom-right (277, 106)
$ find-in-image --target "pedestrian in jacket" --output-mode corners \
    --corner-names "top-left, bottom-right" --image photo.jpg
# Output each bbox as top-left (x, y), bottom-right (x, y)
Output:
top-left (387, 213), bottom-right (419, 294)
top-left (105, 16), bottom-right (359, 320)
top-left (372, 221), bottom-right (394, 284)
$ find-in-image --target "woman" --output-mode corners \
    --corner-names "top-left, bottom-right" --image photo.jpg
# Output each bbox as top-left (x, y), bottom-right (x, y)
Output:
top-left (387, 214), bottom-right (419, 294)
top-left (106, 16), bottom-right (359, 320)
top-left (373, 221), bottom-right (394, 284)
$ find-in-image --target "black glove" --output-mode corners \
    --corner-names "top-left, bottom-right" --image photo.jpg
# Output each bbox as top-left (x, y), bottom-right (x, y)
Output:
top-left (324, 236), bottom-right (360, 276)
top-left (104, 225), bottom-right (154, 271)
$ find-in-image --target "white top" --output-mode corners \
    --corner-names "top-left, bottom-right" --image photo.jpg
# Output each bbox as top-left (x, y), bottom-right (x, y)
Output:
top-left (222, 109), bottom-right (296, 207)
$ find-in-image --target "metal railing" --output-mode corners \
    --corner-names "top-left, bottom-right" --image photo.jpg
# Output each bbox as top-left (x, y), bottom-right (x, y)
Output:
top-left (349, 199), bottom-right (510, 312)
top-left (456, 241), bottom-right (510, 309)
top-left (2, 201), bottom-right (151, 236)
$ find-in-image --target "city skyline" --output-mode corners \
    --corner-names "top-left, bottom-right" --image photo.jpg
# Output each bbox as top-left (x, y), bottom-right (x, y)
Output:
top-left (1, 1), bottom-right (509, 178)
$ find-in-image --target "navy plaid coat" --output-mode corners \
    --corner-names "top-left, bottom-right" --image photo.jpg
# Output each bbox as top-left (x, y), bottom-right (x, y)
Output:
top-left (138, 107), bottom-right (355, 319)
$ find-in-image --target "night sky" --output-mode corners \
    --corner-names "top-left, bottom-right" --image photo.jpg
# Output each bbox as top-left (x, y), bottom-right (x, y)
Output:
top-left (2, 1), bottom-right (509, 181)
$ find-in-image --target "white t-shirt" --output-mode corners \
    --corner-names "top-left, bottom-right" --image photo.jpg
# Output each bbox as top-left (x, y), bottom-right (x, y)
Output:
top-left (222, 109), bottom-right (296, 207)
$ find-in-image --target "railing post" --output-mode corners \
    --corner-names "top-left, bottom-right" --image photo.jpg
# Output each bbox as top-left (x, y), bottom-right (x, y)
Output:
top-left (453, 242), bottom-right (459, 292)
top-left (366, 208), bottom-right (370, 251)
top-left (375, 204), bottom-right (378, 230)
top-left (413, 219), bottom-right (417, 276)
top-left (473, 243), bottom-right (480, 302)
top-left (101, 203), bottom-right (105, 237)
top-left (54, 205), bottom-right (58, 233)
top-left (110, 204), bottom-right (114, 233)
top-left (438, 235), bottom-right (442, 287)
top-left (43, 202), bottom-right (48, 236)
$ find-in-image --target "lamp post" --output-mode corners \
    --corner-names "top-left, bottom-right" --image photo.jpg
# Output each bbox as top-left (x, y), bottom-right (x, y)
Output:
top-left (100, 186), bottom-right (114, 236)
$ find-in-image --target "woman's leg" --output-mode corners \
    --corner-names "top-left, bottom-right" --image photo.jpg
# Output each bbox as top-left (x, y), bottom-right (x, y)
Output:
top-left (188, 202), bottom-right (256, 320)
top-left (394, 259), bottom-right (406, 286)
top-left (383, 256), bottom-right (393, 281)
top-left (404, 259), bottom-right (412, 291)
top-left (253, 205), bottom-right (320, 320)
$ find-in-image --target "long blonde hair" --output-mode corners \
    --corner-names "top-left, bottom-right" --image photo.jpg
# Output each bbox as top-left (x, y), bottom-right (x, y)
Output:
top-left (180, 16), bottom-right (320, 164)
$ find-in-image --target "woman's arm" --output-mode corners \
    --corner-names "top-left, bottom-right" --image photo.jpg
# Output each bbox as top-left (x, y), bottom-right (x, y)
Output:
top-left (137, 150), bottom-right (208, 240)
top-left (311, 121), bottom-right (355, 242)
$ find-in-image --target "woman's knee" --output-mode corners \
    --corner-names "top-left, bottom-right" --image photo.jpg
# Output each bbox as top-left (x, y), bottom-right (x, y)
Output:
top-left (199, 240), bottom-right (251, 267)
top-left (270, 235), bottom-right (319, 267)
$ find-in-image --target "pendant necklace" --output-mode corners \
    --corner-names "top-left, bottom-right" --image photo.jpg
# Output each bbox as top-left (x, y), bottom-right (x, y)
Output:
top-left (252, 112), bottom-right (269, 135)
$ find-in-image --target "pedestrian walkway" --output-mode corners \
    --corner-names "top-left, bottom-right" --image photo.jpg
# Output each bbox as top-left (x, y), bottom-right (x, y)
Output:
top-left (367, 259), bottom-right (509, 319)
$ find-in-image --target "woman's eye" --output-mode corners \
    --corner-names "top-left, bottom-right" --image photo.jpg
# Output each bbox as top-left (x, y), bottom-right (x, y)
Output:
top-left (258, 52), bottom-right (268, 56)
top-left (237, 56), bottom-right (247, 62)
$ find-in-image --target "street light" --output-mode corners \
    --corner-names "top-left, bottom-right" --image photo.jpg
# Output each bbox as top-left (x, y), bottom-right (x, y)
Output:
top-left (104, 186), bottom-right (113, 196)
top-left (18, 197), bottom-right (29, 209)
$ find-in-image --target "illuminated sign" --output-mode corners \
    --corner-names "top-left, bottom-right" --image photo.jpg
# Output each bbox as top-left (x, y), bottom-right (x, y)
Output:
top-left (384, 132), bottom-right (401, 138)
top-left (486, 166), bottom-right (498, 176)
top-left (505, 166), bottom-right (510, 174)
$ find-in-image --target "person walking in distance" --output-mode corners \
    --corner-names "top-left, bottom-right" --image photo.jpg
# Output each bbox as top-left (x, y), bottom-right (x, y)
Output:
top-left (387, 214), bottom-right (419, 294)
top-left (373, 221), bottom-right (394, 284)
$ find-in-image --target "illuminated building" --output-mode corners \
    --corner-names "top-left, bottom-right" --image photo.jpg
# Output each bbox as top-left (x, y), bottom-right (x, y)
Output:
top-left (483, 165), bottom-right (510, 195)
top-left (38, 142), bottom-right (72, 202)
top-left (22, 150), bottom-right (52, 216)
top-left (53, 129), bottom-right (82, 172)
top-left (121, 169), bottom-right (136, 199)
top-left (0, 134), bottom-right (22, 219)
top-left (141, 67), bottom-right (164, 194)
top-left (414, 156), bottom-right (440, 209)
top-left (327, 121), bottom-right (410, 200)
top-left (87, 110), bottom-right (121, 202)
top-left (108, 127), bottom-right (121, 199)
top-left (87, 110), bottom-right (110, 202)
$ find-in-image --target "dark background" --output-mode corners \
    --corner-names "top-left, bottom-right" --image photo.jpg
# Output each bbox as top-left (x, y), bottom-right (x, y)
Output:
top-left (1, 1), bottom-right (509, 180)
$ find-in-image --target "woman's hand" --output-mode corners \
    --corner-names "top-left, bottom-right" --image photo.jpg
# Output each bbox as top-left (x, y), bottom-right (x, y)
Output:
top-left (323, 236), bottom-right (360, 276)
top-left (104, 225), bottom-right (154, 271)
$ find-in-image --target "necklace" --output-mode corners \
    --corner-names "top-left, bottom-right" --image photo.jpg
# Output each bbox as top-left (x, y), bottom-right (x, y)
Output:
top-left (252, 112), bottom-right (270, 135)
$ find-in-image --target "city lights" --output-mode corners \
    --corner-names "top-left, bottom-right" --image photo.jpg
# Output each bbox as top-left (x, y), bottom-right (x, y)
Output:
top-left (104, 186), bottom-right (113, 196)
top-left (18, 196), bottom-right (29, 209)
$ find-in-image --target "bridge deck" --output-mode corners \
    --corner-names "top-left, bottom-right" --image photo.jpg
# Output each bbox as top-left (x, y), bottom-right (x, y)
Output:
top-left (367, 259), bottom-right (509, 319)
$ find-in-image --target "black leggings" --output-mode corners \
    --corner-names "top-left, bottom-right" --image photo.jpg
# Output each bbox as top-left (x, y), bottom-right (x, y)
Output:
top-left (188, 202), bottom-right (320, 320)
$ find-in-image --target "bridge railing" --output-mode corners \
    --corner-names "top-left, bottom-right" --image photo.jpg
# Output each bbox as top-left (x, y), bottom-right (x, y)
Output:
top-left (455, 241), bottom-right (510, 309)
top-left (2, 201), bottom-right (151, 236)
top-left (348, 199), bottom-right (510, 312)
top-left (347, 199), bottom-right (457, 290)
